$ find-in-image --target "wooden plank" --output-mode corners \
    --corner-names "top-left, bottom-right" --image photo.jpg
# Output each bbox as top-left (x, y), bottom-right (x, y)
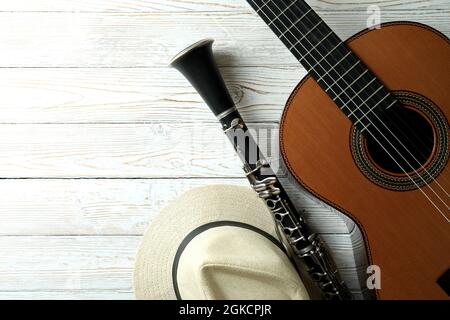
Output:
top-left (0, 123), bottom-right (241, 178)
top-left (0, 290), bottom-right (134, 300)
top-left (0, 178), bottom-right (353, 235)
top-left (0, 236), bottom-right (366, 293)
top-left (0, 0), bottom-right (443, 300)
top-left (0, 236), bottom-right (138, 291)
top-left (0, 10), bottom-right (448, 67)
top-left (0, 123), bottom-right (311, 178)
top-left (0, 0), bottom-right (447, 12)
top-left (0, 289), bottom-right (369, 300)
top-left (0, 66), bottom-right (301, 124)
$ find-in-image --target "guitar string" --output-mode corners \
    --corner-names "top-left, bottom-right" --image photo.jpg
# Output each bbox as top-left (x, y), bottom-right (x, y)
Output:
top-left (254, 0), bottom-right (449, 220)
top-left (248, 0), bottom-right (449, 221)
top-left (250, 0), bottom-right (450, 210)
top-left (265, 0), bottom-right (450, 205)
top-left (286, 0), bottom-right (441, 170)
top-left (279, 0), bottom-right (450, 196)
top-left (259, 0), bottom-right (449, 219)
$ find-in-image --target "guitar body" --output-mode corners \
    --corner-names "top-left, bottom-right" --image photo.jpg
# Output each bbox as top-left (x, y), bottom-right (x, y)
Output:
top-left (280, 22), bottom-right (450, 300)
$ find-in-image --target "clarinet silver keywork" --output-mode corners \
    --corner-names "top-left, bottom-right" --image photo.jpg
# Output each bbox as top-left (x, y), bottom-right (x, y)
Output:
top-left (170, 39), bottom-right (352, 300)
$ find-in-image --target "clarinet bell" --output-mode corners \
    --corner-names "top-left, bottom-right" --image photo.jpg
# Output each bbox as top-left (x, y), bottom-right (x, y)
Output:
top-left (170, 39), bottom-right (236, 119)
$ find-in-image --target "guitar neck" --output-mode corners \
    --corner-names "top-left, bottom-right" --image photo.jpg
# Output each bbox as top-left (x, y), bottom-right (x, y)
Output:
top-left (247, 0), bottom-right (397, 131)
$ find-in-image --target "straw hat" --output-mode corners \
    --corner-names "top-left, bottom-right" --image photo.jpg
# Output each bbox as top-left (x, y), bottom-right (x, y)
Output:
top-left (133, 185), bottom-right (310, 300)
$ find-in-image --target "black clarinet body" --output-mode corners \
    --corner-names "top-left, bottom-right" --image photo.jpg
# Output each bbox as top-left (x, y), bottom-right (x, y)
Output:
top-left (170, 39), bottom-right (352, 300)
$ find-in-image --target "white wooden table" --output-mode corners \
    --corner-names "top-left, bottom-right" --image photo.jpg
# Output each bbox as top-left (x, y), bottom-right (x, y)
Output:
top-left (0, 0), bottom-right (448, 300)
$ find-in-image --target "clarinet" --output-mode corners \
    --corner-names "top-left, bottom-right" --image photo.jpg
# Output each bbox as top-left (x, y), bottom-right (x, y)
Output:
top-left (170, 39), bottom-right (352, 300)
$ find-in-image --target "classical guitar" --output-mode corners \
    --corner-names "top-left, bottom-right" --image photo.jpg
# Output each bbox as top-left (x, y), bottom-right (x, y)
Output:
top-left (245, 0), bottom-right (450, 299)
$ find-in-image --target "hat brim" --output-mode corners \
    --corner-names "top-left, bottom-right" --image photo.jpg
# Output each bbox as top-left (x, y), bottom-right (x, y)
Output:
top-left (133, 185), bottom-right (278, 300)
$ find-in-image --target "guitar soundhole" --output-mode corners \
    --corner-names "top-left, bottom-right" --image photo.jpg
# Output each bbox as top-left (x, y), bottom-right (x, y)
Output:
top-left (351, 91), bottom-right (449, 191)
top-left (364, 106), bottom-right (435, 175)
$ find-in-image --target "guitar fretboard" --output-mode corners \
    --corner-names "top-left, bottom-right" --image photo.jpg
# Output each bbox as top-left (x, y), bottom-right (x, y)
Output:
top-left (247, 0), bottom-right (398, 131)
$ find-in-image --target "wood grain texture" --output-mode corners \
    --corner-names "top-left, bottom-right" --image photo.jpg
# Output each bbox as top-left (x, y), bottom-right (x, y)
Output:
top-left (0, 123), bottom-right (242, 178)
top-left (0, 235), bottom-right (367, 294)
top-left (0, 10), bottom-right (448, 67)
top-left (0, 0), bottom-right (447, 300)
top-left (281, 22), bottom-right (450, 299)
top-left (0, 179), bottom-right (353, 236)
top-left (0, 66), bottom-right (302, 124)
top-left (0, 290), bottom-right (134, 300)
top-left (0, 0), bottom-right (448, 12)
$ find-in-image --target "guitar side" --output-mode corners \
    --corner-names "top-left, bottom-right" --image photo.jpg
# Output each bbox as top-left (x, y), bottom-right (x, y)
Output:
top-left (280, 22), bottom-right (450, 300)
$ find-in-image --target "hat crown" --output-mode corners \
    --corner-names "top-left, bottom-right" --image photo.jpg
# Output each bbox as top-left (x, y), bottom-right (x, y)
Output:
top-left (177, 226), bottom-right (309, 300)
top-left (134, 185), bottom-right (310, 300)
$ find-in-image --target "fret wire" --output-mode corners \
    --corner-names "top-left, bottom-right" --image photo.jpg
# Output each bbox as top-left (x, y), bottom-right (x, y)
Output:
top-left (267, 1), bottom-right (296, 26)
top-left (348, 86), bottom-right (396, 121)
top-left (272, 1), bottom-right (338, 64)
top-left (285, 1), bottom-right (340, 58)
top-left (320, 53), bottom-right (394, 119)
top-left (253, 0), bottom-right (392, 125)
top-left (250, 1), bottom-right (448, 208)
top-left (279, 2), bottom-right (365, 93)
top-left (258, 10), bottom-right (316, 71)
top-left (338, 79), bottom-right (395, 123)
top-left (316, 49), bottom-right (363, 93)
top-left (249, 1), bottom-right (450, 203)
top-left (346, 95), bottom-right (395, 132)
top-left (261, 1), bottom-right (348, 103)
top-left (316, 51), bottom-right (352, 82)
top-left (290, 24), bottom-right (335, 59)
top-left (278, 8), bottom-right (312, 38)
top-left (347, 84), bottom-right (383, 116)
top-left (360, 122), bottom-right (371, 133)
top-left (310, 42), bottom-right (343, 69)
top-left (280, 9), bottom-right (334, 69)
top-left (385, 99), bottom-right (396, 110)
top-left (253, 1), bottom-right (326, 77)
top-left (287, 20), bottom-right (324, 50)
top-left (325, 60), bottom-right (362, 92)
top-left (277, 3), bottom-right (370, 117)
top-left (255, 0), bottom-right (271, 13)
top-left (336, 85), bottom-right (386, 132)
top-left (352, 79), bottom-right (392, 105)
top-left (339, 64), bottom-right (395, 107)
top-left (355, 93), bottom-right (391, 126)
top-left (298, 31), bottom-right (334, 64)
top-left (282, 1), bottom-right (394, 118)
top-left (332, 60), bottom-right (394, 107)
top-left (347, 78), bottom-right (378, 106)
top-left (331, 68), bottom-right (367, 100)
top-left (347, 87), bottom-right (382, 117)
top-left (324, 62), bottom-right (390, 124)
top-left (265, 0), bottom-right (347, 84)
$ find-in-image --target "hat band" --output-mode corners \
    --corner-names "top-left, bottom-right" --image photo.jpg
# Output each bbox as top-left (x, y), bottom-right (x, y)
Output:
top-left (172, 220), bottom-right (285, 300)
